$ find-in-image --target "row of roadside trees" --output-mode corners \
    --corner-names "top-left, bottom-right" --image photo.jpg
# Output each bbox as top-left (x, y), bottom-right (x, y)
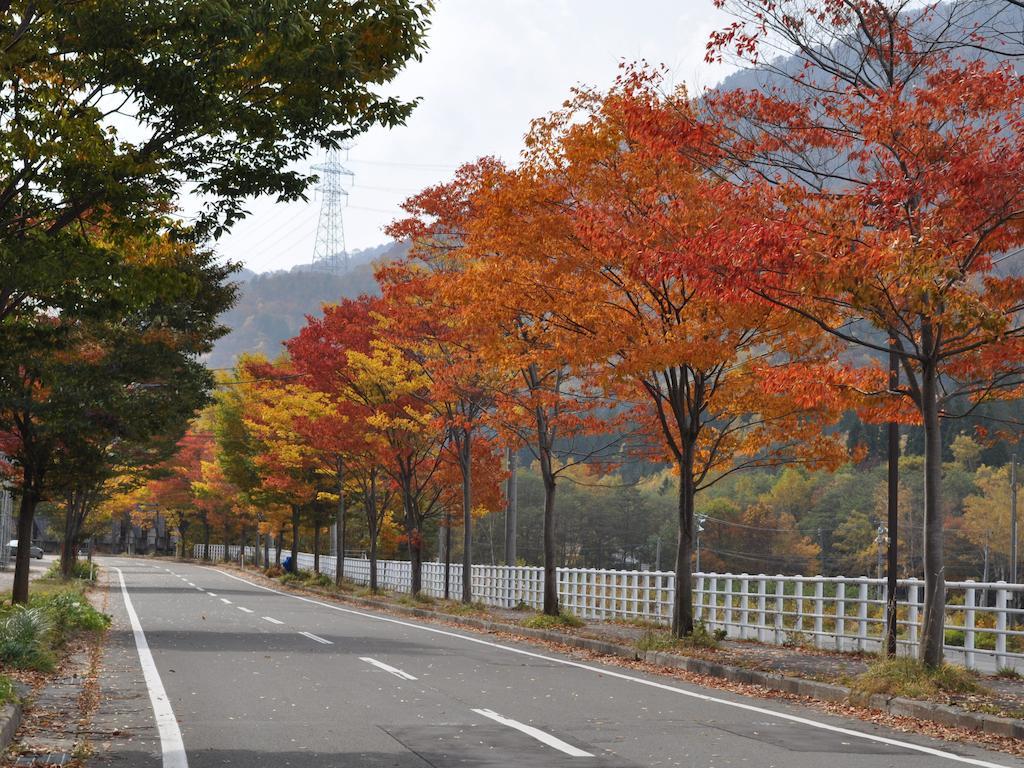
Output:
top-left (0, 2), bottom-right (433, 602)
top-left (151, 0), bottom-right (1024, 671)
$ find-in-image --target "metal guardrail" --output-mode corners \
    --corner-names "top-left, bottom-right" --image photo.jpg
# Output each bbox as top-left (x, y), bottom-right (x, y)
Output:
top-left (195, 544), bottom-right (1024, 672)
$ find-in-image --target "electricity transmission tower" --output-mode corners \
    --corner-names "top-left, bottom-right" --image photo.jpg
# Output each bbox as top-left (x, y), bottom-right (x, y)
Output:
top-left (310, 148), bottom-right (354, 274)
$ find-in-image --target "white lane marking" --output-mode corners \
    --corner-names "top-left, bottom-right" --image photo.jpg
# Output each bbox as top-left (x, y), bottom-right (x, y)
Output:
top-left (114, 567), bottom-right (189, 768)
top-left (298, 631), bottom-right (333, 645)
top-left (206, 567), bottom-right (1012, 768)
top-left (186, 582), bottom-right (195, 587)
top-left (237, 607), bottom-right (253, 614)
top-left (207, 592), bottom-right (218, 597)
top-left (195, 587), bottom-right (205, 592)
top-left (359, 656), bottom-right (418, 681)
top-left (220, 598), bottom-right (232, 605)
top-left (262, 616), bottom-right (284, 625)
top-left (472, 708), bottom-right (592, 757)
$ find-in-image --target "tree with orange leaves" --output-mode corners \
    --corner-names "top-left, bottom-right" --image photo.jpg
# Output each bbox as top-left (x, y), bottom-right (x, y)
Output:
top-left (375, 254), bottom-right (508, 603)
top-left (391, 160), bottom-right (624, 616)
top-left (701, 0), bottom-right (1024, 665)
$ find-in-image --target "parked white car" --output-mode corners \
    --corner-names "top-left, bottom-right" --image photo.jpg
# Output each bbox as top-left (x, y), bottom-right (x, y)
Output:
top-left (8, 540), bottom-right (43, 559)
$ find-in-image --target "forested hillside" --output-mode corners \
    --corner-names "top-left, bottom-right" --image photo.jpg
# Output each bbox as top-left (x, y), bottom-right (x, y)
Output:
top-left (206, 242), bottom-right (408, 369)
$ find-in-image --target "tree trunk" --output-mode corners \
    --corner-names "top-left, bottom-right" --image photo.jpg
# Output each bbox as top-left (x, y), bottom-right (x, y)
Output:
top-left (505, 447), bottom-right (517, 566)
top-left (313, 523), bottom-right (321, 574)
top-left (443, 510), bottom-right (452, 600)
top-left (672, 451), bottom-right (696, 638)
top-left (919, 362), bottom-right (946, 668)
top-left (366, 477), bottom-right (379, 593)
top-left (264, 534), bottom-right (270, 569)
top-left (203, 521), bottom-right (211, 561)
top-left (12, 480), bottom-right (40, 604)
top-left (61, 492), bottom-right (84, 580)
top-left (461, 431), bottom-right (473, 604)
top-left (402, 482), bottom-right (422, 596)
top-left (335, 455), bottom-right (345, 586)
top-left (541, 464), bottom-right (558, 616)
top-left (291, 506), bottom-right (300, 571)
top-left (275, 529), bottom-right (283, 566)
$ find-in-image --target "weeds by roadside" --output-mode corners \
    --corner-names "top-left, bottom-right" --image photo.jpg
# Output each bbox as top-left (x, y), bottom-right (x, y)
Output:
top-left (521, 612), bottom-right (585, 630)
top-left (45, 560), bottom-right (97, 582)
top-left (0, 675), bottom-right (14, 706)
top-left (850, 657), bottom-right (983, 701)
top-left (0, 582), bottom-right (110, 672)
top-left (635, 621), bottom-right (726, 652)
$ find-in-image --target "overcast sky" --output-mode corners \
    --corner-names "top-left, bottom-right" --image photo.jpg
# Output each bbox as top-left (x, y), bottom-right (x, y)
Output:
top-left (217, 1), bottom-right (735, 274)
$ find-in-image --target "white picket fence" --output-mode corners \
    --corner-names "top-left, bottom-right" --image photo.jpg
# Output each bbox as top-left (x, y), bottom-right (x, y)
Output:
top-left (194, 544), bottom-right (1024, 672)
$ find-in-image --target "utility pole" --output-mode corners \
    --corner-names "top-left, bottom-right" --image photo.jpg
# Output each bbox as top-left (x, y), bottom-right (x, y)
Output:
top-left (310, 148), bottom-right (354, 274)
top-left (885, 335), bottom-right (900, 657)
top-left (335, 454), bottom-right (345, 586)
top-left (1012, 454), bottom-right (1018, 589)
top-left (504, 447), bottom-right (517, 566)
top-left (695, 515), bottom-right (707, 574)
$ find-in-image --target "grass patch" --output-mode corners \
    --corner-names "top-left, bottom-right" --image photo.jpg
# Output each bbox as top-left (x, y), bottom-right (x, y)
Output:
top-left (636, 621), bottom-right (725, 652)
top-left (45, 559), bottom-right (97, 582)
top-left (0, 675), bottom-right (14, 706)
top-left (439, 600), bottom-right (489, 617)
top-left (521, 611), bottom-right (585, 630)
top-left (0, 583), bottom-right (110, 672)
top-left (850, 658), bottom-right (983, 700)
top-left (995, 666), bottom-right (1022, 680)
top-left (396, 593), bottom-right (436, 607)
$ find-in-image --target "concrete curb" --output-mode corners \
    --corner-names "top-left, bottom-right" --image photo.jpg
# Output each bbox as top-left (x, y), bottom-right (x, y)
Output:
top-left (0, 683), bottom-right (28, 754)
top-left (232, 567), bottom-right (1024, 741)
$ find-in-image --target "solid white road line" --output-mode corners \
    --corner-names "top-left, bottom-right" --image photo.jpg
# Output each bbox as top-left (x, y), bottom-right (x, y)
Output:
top-left (299, 631), bottom-right (333, 645)
top-left (359, 656), bottom-right (418, 681)
top-left (206, 566), bottom-right (1013, 768)
top-left (237, 607), bottom-right (253, 614)
top-left (472, 708), bottom-right (592, 757)
top-left (262, 616), bottom-right (284, 625)
top-left (220, 598), bottom-right (232, 605)
top-left (114, 567), bottom-right (188, 768)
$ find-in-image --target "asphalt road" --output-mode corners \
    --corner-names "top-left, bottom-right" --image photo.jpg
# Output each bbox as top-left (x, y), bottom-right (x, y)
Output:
top-left (87, 557), bottom-right (1024, 768)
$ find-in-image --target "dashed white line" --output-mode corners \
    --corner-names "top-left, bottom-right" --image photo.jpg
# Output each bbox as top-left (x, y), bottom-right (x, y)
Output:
top-left (207, 592), bottom-right (218, 597)
top-left (298, 631), bottom-right (332, 645)
top-left (220, 598), bottom-right (232, 605)
top-left (186, 582), bottom-right (195, 587)
top-left (262, 616), bottom-right (284, 625)
top-left (114, 567), bottom-right (188, 768)
top-left (359, 657), bottom-right (417, 681)
top-left (237, 607), bottom-right (253, 614)
top-left (472, 708), bottom-right (592, 757)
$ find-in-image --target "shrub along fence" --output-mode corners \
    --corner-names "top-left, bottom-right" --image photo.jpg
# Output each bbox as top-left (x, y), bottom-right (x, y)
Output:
top-left (194, 544), bottom-right (1024, 672)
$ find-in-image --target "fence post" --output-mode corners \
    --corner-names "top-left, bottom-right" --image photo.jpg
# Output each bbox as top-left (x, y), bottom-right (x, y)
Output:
top-left (814, 579), bottom-right (824, 649)
top-left (740, 576), bottom-right (750, 640)
top-left (708, 576), bottom-right (718, 630)
top-left (836, 582), bottom-right (846, 652)
top-left (857, 580), bottom-right (869, 651)
top-left (695, 574), bottom-right (706, 622)
top-left (757, 577), bottom-right (768, 642)
top-left (774, 577), bottom-right (785, 643)
top-left (996, 585), bottom-right (1008, 669)
top-left (965, 585), bottom-right (976, 670)
top-left (794, 579), bottom-right (804, 635)
top-left (724, 577), bottom-right (734, 634)
top-left (908, 583), bottom-right (919, 647)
